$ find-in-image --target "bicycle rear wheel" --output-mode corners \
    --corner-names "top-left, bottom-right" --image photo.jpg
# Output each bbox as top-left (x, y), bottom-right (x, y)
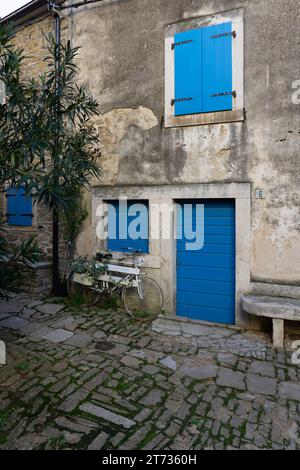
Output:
top-left (123, 276), bottom-right (163, 319)
top-left (67, 271), bottom-right (99, 307)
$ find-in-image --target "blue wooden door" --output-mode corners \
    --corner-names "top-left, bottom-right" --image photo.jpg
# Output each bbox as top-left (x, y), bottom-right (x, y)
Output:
top-left (176, 199), bottom-right (236, 324)
top-left (107, 200), bottom-right (149, 253)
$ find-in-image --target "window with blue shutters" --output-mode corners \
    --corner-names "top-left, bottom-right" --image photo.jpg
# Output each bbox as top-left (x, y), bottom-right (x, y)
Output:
top-left (6, 187), bottom-right (33, 227)
top-left (173, 22), bottom-right (234, 116)
top-left (107, 200), bottom-right (149, 253)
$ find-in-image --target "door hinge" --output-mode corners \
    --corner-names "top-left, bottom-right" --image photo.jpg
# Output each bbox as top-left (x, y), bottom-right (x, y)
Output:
top-left (210, 91), bottom-right (236, 98)
top-left (171, 39), bottom-right (193, 50)
top-left (211, 31), bottom-right (236, 39)
top-left (20, 213), bottom-right (34, 217)
top-left (171, 97), bottom-right (193, 106)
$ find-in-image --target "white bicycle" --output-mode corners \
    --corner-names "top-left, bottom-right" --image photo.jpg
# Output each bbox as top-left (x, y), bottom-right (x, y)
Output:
top-left (67, 248), bottom-right (164, 319)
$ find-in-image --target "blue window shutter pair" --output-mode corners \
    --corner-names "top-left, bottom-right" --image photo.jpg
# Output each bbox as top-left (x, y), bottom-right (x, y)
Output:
top-left (107, 200), bottom-right (149, 254)
top-left (6, 187), bottom-right (33, 226)
top-left (174, 22), bottom-right (233, 116)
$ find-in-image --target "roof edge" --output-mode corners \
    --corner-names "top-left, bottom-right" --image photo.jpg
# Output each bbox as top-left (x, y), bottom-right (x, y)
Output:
top-left (0, 0), bottom-right (66, 27)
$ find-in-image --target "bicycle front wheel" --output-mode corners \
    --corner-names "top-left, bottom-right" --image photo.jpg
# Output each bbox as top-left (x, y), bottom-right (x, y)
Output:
top-left (123, 276), bottom-right (164, 319)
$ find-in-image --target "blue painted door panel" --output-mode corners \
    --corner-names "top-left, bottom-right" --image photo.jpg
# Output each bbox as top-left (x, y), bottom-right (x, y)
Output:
top-left (177, 266), bottom-right (234, 282)
top-left (177, 241), bottom-right (235, 254)
top-left (176, 199), bottom-right (236, 324)
top-left (177, 252), bottom-right (235, 268)
top-left (177, 304), bottom-right (232, 322)
top-left (6, 187), bottom-right (32, 226)
top-left (174, 28), bottom-right (202, 116)
top-left (202, 22), bottom-right (233, 113)
top-left (177, 291), bottom-right (235, 309)
top-left (179, 278), bottom-right (234, 296)
top-left (107, 200), bottom-right (149, 253)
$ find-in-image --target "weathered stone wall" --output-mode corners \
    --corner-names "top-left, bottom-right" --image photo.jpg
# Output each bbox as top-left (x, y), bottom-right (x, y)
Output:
top-left (2, 0), bottom-right (300, 304)
top-left (64, 0), bottom-right (300, 291)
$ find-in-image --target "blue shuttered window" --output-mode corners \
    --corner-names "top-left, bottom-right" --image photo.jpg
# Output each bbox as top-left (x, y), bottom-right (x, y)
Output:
top-left (107, 200), bottom-right (149, 253)
top-left (6, 187), bottom-right (33, 227)
top-left (174, 22), bottom-right (233, 116)
top-left (174, 29), bottom-right (202, 116)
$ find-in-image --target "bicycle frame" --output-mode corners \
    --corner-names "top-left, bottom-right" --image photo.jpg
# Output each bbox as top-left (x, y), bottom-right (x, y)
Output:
top-left (68, 251), bottom-right (164, 318)
top-left (70, 254), bottom-right (146, 300)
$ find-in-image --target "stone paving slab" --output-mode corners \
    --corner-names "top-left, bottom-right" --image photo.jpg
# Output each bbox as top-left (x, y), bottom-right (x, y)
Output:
top-left (35, 303), bottom-right (65, 315)
top-left (0, 317), bottom-right (29, 330)
top-left (41, 328), bottom-right (73, 343)
top-left (279, 382), bottom-right (300, 401)
top-left (180, 362), bottom-right (218, 380)
top-left (0, 313), bottom-right (10, 321)
top-left (0, 301), bottom-right (27, 314)
top-left (64, 332), bottom-right (92, 347)
top-left (80, 403), bottom-right (136, 429)
top-left (0, 295), bottom-right (300, 450)
top-left (88, 431), bottom-right (109, 450)
top-left (160, 355), bottom-right (177, 370)
top-left (28, 326), bottom-right (54, 340)
top-left (246, 373), bottom-right (277, 396)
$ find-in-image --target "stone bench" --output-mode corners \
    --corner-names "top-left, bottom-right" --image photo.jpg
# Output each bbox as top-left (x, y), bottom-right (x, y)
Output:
top-left (241, 295), bottom-right (300, 348)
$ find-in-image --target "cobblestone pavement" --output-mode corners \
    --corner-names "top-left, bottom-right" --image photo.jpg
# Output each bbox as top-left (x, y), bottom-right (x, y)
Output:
top-left (0, 295), bottom-right (300, 450)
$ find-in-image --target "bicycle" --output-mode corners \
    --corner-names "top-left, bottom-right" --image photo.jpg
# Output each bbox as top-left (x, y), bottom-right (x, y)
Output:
top-left (67, 248), bottom-right (164, 319)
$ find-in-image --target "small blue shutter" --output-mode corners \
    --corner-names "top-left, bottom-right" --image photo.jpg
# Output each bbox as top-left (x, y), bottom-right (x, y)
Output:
top-left (107, 200), bottom-right (149, 253)
top-left (174, 28), bottom-right (202, 116)
top-left (6, 187), bottom-right (33, 226)
top-left (202, 22), bottom-right (233, 113)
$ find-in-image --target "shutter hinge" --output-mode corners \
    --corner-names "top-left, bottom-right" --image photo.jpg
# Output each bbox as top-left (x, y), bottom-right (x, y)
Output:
top-left (211, 31), bottom-right (236, 39)
top-left (171, 97), bottom-right (193, 106)
top-left (20, 213), bottom-right (34, 217)
top-left (171, 39), bottom-right (193, 50)
top-left (210, 91), bottom-right (236, 98)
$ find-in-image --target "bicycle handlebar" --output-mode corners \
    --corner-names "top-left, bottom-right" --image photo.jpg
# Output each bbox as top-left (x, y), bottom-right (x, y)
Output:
top-left (121, 247), bottom-right (142, 254)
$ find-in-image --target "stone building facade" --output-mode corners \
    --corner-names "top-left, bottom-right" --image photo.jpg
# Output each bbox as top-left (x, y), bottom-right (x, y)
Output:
top-left (1, 0), bottom-right (300, 331)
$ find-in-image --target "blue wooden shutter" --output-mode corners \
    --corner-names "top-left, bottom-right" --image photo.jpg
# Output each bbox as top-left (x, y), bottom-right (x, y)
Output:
top-left (6, 187), bottom-right (33, 226)
top-left (202, 22), bottom-right (233, 113)
top-left (107, 200), bottom-right (149, 253)
top-left (174, 28), bottom-right (202, 116)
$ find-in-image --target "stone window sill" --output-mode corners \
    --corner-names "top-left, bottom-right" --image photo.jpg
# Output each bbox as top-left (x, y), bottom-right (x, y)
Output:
top-left (4, 225), bottom-right (38, 233)
top-left (164, 108), bottom-right (245, 128)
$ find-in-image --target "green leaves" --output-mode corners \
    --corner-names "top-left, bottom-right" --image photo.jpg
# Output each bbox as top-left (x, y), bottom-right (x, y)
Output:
top-left (0, 222), bottom-right (42, 300)
top-left (0, 25), bottom-right (101, 209)
top-left (0, 23), bottom-right (102, 293)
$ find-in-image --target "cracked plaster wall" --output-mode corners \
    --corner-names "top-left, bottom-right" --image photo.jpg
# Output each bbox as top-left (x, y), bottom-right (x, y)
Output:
top-left (67, 0), bottom-right (300, 286)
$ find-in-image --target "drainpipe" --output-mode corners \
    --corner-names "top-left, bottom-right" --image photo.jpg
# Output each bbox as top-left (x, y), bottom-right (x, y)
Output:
top-left (48, 3), bottom-right (61, 62)
top-left (46, 0), bottom-right (106, 293)
top-left (47, 1), bottom-right (61, 294)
